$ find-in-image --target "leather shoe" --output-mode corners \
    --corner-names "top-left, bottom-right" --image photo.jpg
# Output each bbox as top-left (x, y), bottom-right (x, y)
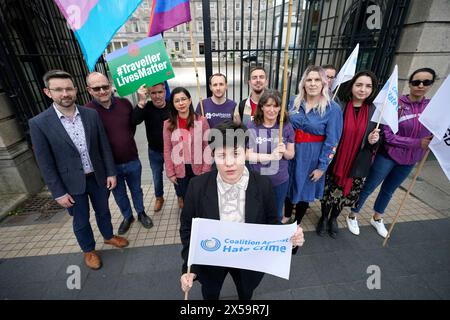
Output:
top-left (118, 216), bottom-right (135, 235)
top-left (138, 212), bottom-right (154, 229)
top-left (316, 215), bottom-right (328, 237)
top-left (104, 235), bottom-right (129, 248)
top-left (154, 197), bottom-right (164, 212)
top-left (84, 251), bottom-right (102, 270)
top-left (292, 245), bottom-right (299, 255)
top-left (178, 197), bottom-right (184, 209)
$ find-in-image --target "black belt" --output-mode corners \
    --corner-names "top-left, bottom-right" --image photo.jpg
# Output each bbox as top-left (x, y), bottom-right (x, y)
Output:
top-left (85, 172), bottom-right (94, 177)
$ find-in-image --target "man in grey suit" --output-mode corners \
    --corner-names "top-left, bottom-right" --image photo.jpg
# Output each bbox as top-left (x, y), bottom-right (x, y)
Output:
top-left (29, 70), bottom-right (129, 270)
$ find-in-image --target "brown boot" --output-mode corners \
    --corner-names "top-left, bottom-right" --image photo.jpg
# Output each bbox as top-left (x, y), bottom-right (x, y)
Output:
top-left (154, 197), bottom-right (164, 212)
top-left (84, 251), bottom-right (102, 270)
top-left (178, 197), bottom-right (184, 209)
top-left (104, 235), bottom-right (129, 248)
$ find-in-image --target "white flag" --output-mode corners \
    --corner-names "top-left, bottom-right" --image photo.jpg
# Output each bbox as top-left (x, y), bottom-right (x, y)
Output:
top-left (429, 129), bottom-right (450, 181)
top-left (331, 43), bottom-right (359, 92)
top-left (371, 65), bottom-right (399, 133)
top-left (419, 75), bottom-right (450, 140)
top-left (187, 218), bottom-right (297, 280)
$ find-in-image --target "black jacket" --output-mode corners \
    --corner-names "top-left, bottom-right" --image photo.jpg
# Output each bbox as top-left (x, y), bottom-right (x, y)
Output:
top-left (180, 170), bottom-right (278, 275)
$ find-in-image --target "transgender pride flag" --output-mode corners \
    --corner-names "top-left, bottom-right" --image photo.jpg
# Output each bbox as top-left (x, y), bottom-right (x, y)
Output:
top-left (148, 0), bottom-right (191, 37)
top-left (54, 0), bottom-right (142, 71)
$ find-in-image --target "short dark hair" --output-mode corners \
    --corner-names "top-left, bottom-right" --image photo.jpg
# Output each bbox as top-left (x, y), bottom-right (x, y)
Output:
top-left (321, 64), bottom-right (336, 71)
top-left (248, 66), bottom-right (266, 81)
top-left (340, 71), bottom-right (378, 105)
top-left (43, 70), bottom-right (74, 88)
top-left (209, 73), bottom-right (227, 85)
top-left (408, 68), bottom-right (436, 83)
top-left (209, 120), bottom-right (248, 153)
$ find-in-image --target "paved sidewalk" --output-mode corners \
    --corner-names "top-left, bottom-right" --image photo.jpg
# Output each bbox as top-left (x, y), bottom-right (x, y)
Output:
top-left (1, 218), bottom-right (449, 300)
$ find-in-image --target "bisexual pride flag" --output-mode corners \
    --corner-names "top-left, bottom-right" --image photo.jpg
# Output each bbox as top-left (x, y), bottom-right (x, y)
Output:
top-left (148, 0), bottom-right (191, 36)
top-left (54, 0), bottom-right (142, 71)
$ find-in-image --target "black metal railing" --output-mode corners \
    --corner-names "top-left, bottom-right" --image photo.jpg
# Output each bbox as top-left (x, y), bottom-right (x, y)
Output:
top-left (0, 0), bottom-right (107, 137)
top-left (202, 0), bottom-right (410, 102)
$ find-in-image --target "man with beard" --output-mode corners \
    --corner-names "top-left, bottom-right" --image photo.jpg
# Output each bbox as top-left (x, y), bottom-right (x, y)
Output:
top-left (234, 66), bottom-right (268, 128)
top-left (196, 73), bottom-right (237, 129)
top-left (29, 70), bottom-right (129, 270)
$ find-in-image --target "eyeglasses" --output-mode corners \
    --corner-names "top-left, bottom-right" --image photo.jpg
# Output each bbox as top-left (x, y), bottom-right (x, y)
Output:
top-left (174, 97), bottom-right (189, 104)
top-left (48, 87), bottom-right (76, 93)
top-left (410, 79), bottom-right (433, 87)
top-left (89, 85), bottom-right (111, 92)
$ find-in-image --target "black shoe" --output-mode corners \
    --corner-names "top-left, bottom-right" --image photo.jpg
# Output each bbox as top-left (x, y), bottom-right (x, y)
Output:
top-left (316, 215), bottom-right (328, 237)
top-left (328, 217), bottom-right (339, 239)
top-left (118, 216), bottom-right (135, 235)
top-left (138, 212), bottom-right (154, 229)
top-left (292, 245), bottom-right (299, 255)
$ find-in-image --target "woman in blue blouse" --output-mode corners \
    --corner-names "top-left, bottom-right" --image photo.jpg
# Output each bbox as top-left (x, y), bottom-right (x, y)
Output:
top-left (285, 66), bottom-right (343, 237)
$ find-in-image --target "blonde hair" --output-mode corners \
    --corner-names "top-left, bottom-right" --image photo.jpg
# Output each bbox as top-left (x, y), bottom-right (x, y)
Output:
top-left (293, 65), bottom-right (331, 116)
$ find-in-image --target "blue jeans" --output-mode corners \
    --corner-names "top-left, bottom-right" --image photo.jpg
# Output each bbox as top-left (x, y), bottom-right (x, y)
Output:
top-left (148, 149), bottom-right (164, 198)
top-left (112, 159), bottom-right (145, 219)
top-left (273, 180), bottom-right (289, 222)
top-left (174, 164), bottom-right (196, 199)
top-left (352, 153), bottom-right (414, 215)
top-left (68, 174), bottom-right (114, 252)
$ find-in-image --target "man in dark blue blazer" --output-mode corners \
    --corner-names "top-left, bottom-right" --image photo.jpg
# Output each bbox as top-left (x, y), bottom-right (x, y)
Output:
top-left (29, 70), bottom-right (129, 270)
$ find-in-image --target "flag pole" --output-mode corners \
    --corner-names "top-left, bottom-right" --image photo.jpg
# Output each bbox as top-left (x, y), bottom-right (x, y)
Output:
top-left (184, 265), bottom-right (191, 300)
top-left (279, 0), bottom-right (294, 144)
top-left (332, 83), bottom-right (341, 101)
top-left (382, 149), bottom-right (431, 247)
top-left (189, 21), bottom-right (204, 116)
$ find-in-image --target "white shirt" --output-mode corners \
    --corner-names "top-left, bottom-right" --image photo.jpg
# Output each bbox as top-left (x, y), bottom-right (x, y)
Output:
top-left (216, 167), bottom-right (250, 223)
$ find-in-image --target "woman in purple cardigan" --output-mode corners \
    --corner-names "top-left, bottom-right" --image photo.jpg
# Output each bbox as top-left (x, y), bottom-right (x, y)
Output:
top-left (347, 67), bottom-right (436, 238)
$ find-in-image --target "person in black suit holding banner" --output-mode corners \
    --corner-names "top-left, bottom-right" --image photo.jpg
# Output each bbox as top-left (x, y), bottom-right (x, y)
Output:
top-left (179, 121), bottom-right (305, 300)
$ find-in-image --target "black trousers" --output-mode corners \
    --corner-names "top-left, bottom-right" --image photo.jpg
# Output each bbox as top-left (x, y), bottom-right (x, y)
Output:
top-left (284, 198), bottom-right (309, 224)
top-left (198, 265), bottom-right (264, 300)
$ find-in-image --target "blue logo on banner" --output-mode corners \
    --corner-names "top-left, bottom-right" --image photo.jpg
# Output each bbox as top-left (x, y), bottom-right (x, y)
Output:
top-left (201, 238), bottom-right (221, 252)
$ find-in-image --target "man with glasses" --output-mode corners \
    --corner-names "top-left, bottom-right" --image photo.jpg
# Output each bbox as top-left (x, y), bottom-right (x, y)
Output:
top-left (85, 72), bottom-right (153, 235)
top-left (29, 70), bottom-right (129, 270)
top-left (322, 64), bottom-right (341, 103)
top-left (131, 83), bottom-right (171, 211)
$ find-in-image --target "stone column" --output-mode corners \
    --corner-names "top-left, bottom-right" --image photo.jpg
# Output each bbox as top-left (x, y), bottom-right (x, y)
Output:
top-left (395, 0), bottom-right (450, 95)
top-left (0, 86), bottom-right (44, 212)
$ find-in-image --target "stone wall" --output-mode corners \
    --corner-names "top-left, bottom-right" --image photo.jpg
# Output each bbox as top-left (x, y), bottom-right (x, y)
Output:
top-left (394, 0), bottom-right (450, 95)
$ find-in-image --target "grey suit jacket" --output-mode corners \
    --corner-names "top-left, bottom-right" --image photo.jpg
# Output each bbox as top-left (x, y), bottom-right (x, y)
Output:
top-left (29, 105), bottom-right (116, 199)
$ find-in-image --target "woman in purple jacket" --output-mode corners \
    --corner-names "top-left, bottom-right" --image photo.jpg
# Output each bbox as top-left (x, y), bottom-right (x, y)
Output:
top-left (347, 68), bottom-right (436, 238)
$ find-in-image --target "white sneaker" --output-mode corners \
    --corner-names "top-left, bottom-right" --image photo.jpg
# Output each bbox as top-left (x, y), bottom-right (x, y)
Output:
top-left (370, 217), bottom-right (388, 238)
top-left (346, 215), bottom-right (360, 235)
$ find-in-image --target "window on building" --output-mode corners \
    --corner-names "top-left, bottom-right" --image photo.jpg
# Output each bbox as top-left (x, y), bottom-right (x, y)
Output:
top-left (260, 40), bottom-right (264, 49)
top-left (173, 26), bottom-right (178, 32)
top-left (223, 40), bottom-right (227, 50)
top-left (235, 41), bottom-right (240, 50)
top-left (187, 41), bottom-right (192, 51)
top-left (235, 2), bottom-right (241, 9)
top-left (174, 41), bottom-right (180, 51)
top-left (199, 43), bottom-right (205, 55)
top-left (260, 21), bottom-right (265, 31)
top-left (247, 21), bottom-right (252, 31)
top-left (235, 21), bottom-right (240, 32)
top-left (211, 21), bottom-right (216, 32)
top-left (247, 40), bottom-right (251, 49)
top-left (212, 41), bottom-right (216, 50)
top-left (185, 23), bottom-right (190, 32)
top-left (197, 21), bottom-right (203, 32)
top-left (223, 21), bottom-right (228, 31)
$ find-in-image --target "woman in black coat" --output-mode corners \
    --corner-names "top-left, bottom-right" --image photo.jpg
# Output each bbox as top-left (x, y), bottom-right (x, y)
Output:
top-left (318, 71), bottom-right (381, 238)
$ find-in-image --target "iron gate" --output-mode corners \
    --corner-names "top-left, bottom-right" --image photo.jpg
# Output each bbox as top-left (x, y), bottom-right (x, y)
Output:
top-left (0, 0), bottom-right (107, 137)
top-left (201, 0), bottom-right (410, 101)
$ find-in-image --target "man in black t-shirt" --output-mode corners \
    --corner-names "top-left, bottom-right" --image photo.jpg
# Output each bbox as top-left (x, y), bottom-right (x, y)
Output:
top-left (131, 83), bottom-right (170, 213)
